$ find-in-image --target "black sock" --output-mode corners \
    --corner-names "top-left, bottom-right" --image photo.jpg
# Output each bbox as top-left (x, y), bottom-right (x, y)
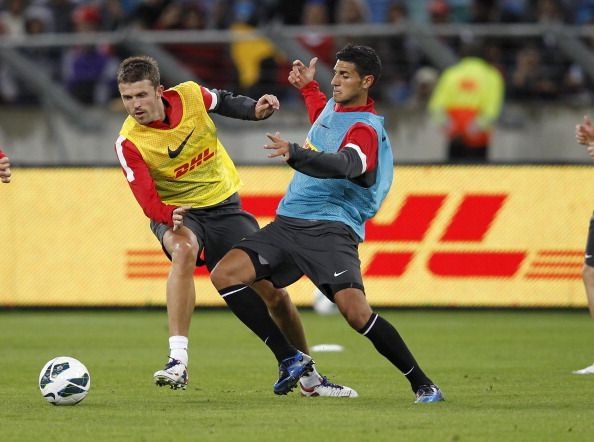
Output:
top-left (218, 284), bottom-right (297, 363)
top-left (359, 313), bottom-right (432, 391)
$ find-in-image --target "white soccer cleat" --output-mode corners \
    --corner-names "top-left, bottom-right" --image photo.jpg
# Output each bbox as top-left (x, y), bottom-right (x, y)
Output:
top-left (300, 376), bottom-right (358, 398)
top-left (154, 358), bottom-right (188, 390)
top-left (573, 362), bottom-right (594, 374)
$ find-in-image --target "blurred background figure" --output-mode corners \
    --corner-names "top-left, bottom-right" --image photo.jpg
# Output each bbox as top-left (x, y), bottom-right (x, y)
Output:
top-left (229, 0), bottom-right (288, 99)
top-left (428, 40), bottom-right (504, 163)
top-left (61, 4), bottom-right (119, 105)
top-left (297, 0), bottom-right (334, 67)
top-left (508, 44), bottom-right (561, 102)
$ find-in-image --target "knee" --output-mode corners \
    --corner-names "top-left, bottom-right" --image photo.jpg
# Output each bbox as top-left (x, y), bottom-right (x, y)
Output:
top-left (334, 289), bottom-right (373, 330)
top-left (209, 255), bottom-right (241, 289)
top-left (262, 287), bottom-right (291, 311)
top-left (336, 302), bottom-right (372, 330)
top-left (170, 239), bottom-right (198, 270)
top-left (209, 262), bottom-right (231, 289)
top-left (342, 310), bottom-right (371, 330)
top-left (583, 264), bottom-right (594, 285)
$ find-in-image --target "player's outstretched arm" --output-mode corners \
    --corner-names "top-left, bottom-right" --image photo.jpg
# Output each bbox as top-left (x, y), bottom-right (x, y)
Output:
top-left (288, 57), bottom-right (318, 90)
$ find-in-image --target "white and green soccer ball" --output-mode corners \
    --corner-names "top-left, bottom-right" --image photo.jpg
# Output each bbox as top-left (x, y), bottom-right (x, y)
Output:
top-left (39, 356), bottom-right (91, 405)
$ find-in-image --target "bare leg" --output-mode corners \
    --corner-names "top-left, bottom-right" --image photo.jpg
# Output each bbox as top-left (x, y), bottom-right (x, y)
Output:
top-left (583, 264), bottom-right (594, 321)
top-left (163, 227), bottom-right (199, 337)
top-left (253, 281), bottom-right (310, 354)
top-left (153, 227), bottom-right (199, 389)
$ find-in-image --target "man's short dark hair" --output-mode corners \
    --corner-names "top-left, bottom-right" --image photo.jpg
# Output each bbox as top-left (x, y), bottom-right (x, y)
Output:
top-left (336, 44), bottom-right (382, 87)
top-left (117, 55), bottom-right (160, 88)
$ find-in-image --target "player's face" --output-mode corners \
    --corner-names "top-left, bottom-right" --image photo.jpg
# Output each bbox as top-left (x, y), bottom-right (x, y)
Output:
top-left (119, 80), bottom-right (165, 125)
top-left (331, 60), bottom-right (373, 107)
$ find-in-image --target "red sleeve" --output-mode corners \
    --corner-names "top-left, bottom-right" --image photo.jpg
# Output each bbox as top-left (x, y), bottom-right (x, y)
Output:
top-left (300, 81), bottom-right (328, 124)
top-left (340, 122), bottom-right (378, 173)
top-left (0, 149), bottom-right (5, 159)
top-left (115, 137), bottom-right (177, 226)
top-left (200, 85), bottom-right (215, 111)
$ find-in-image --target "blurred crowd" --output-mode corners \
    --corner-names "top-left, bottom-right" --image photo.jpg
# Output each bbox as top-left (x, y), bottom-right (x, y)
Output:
top-left (2, 0), bottom-right (594, 108)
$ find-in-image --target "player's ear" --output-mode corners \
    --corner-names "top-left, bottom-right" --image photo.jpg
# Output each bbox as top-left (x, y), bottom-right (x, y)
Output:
top-left (362, 75), bottom-right (374, 90)
top-left (156, 85), bottom-right (165, 96)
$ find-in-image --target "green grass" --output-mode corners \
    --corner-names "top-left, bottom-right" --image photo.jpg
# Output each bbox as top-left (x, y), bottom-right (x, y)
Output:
top-left (2, 309), bottom-right (594, 441)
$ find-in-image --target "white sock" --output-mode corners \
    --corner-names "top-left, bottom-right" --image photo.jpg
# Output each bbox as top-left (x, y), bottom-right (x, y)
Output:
top-left (300, 366), bottom-right (322, 388)
top-left (169, 335), bottom-right (188, 366)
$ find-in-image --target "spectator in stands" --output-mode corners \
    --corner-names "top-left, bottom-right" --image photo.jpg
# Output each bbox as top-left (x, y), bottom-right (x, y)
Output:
top-left (428, 0), bottom-right (450, 24)
top-left (448, 0), bottom-right (473, 23)
top-left (335, 0), bottom-right (370, 24)
top-left (61, 5), bottom-right (119, 105)
top-left (508, 44), bottom-right (561, 101)
top-left (407, 66), bottom-right (438, 111)
top-left (0, 4), bottom-right (59, 104)
top-left (334, 0), bottom-right (372, 48)
top-left (428, 41), bottom-right (504, 162)
top-left (157, 1), bottom-right (235, 89)
top-left (575, 0), bottom-right (594, 24)
top-left (367, 0), bottom-right (393, 22)
top-left (41, 0), bottom-right (76, 33)
top-left (99, 0), bottom-right (129, 31)
top-left (469, 0), bottom-right (499, 23)
top-left (499, 0), bottom-right (530, 22)
top-left (276, 0), bottom-right (307, 25)
top-left (130, 0), bottom-right (172, 29)
top-left (229, 1), bottom-right (287, 99)
top-left (377, 1), bottom-right (422, 105)
top-left (0, 0), bottom-right (28, 36)
top-left (531, 0), bottom-right (567, 23)
top-left (0, 0), bottom-right (28, 103)
top-left (297, 0), bottom-right (335, 67)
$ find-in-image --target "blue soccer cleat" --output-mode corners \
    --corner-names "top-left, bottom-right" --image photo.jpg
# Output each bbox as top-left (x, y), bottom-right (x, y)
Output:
top-left (414, 384), bottom-right (444, 403)
top-left (274, 351), bottom-right (314, 395)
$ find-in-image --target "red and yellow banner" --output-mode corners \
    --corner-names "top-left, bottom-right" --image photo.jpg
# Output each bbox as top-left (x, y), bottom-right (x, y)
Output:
top-left (0, 166), bottom-right (591, 307)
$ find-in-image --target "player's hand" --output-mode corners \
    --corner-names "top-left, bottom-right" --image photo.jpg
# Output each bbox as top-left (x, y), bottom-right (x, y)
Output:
top-left (576, 115), bottom-right (594, 146)
top-left (288, 57), bottom-right (318, 90)
top-left (587, 143), bottom-right (594, 160)
top-left (0, 155), bottom-right (11, 183)
top-left (172, 206), bottom-right (191, 231)
top-left (255, 94), bottom-right (280, 120)
top-left (264, 132), bottom-right (290, 161)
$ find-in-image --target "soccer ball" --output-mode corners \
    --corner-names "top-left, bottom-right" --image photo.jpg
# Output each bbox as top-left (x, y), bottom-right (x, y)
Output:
top-left (39, 356), bottom-right (91, 405)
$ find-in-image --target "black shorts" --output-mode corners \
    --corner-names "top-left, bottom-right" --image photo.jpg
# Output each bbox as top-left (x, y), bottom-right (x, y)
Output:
top-left (151, 193), bottom-right (259, 271)
top-left (585, 215), bottom-right (594, 267)
top-left (235, 215), bottom-right (364, 301)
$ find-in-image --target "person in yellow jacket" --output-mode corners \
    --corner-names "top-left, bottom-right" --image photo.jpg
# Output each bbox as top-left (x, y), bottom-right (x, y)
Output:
top-left (428, 43), bottom-right (504, 162)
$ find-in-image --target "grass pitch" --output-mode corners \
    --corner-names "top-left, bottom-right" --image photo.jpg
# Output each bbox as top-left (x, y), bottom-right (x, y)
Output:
top-left (1, 309), bottom-right (594, 441)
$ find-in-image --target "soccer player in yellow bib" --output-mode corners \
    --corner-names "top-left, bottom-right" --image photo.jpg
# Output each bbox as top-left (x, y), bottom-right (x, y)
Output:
top-left (115, 55), bottom-right (356, 397)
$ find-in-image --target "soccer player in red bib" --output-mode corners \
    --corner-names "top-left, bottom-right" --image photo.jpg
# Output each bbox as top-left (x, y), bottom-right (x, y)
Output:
top-left (115, 56), bottom-right (355, 396)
